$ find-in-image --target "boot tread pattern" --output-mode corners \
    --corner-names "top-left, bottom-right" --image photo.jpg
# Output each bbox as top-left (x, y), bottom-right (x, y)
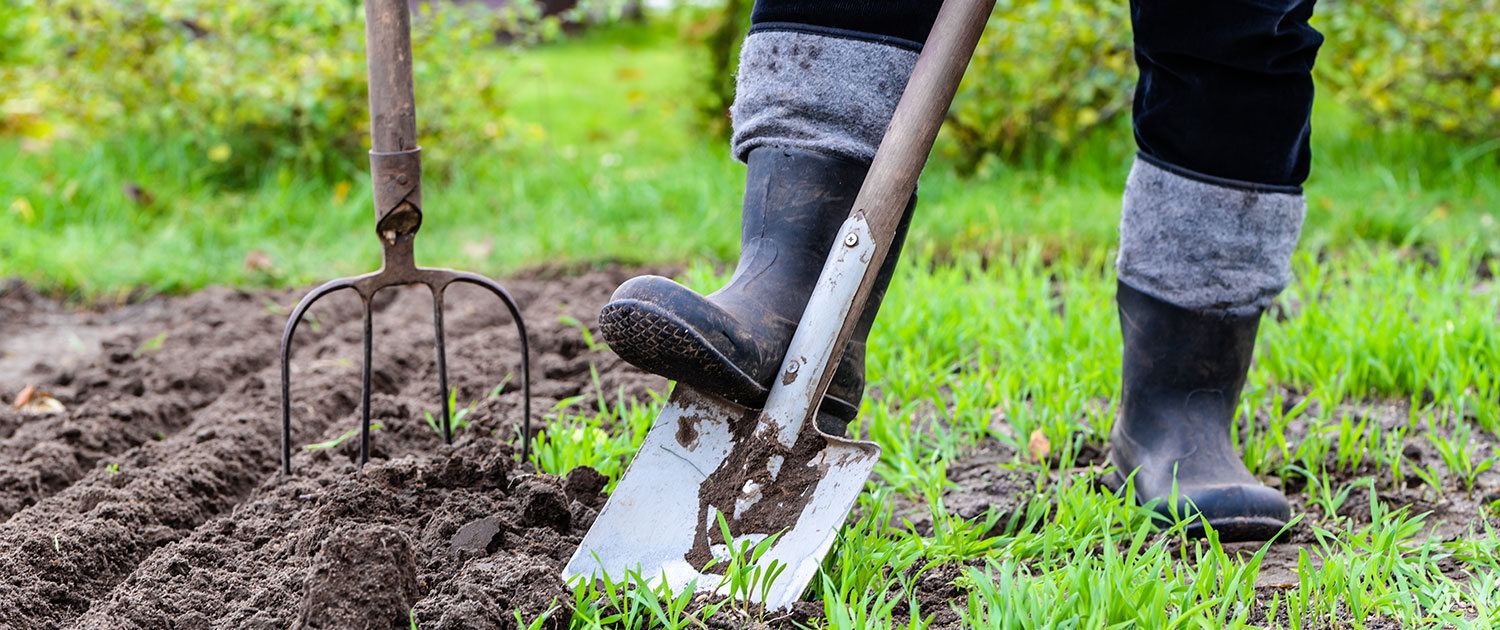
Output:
top-left (599, 302), bottom-right (768, 404)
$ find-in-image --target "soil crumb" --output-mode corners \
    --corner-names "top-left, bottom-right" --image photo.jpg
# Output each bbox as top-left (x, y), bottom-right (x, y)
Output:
top-left (295, 523), bottom-right (421, 630)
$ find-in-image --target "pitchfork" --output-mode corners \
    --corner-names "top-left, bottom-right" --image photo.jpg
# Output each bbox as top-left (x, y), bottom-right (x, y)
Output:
top-left (278, 0), bottom-right (531, 475)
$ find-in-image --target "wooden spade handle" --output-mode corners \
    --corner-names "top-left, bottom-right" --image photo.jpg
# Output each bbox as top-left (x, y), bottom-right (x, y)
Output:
top-left (813, 0), bottom-right (995, 420)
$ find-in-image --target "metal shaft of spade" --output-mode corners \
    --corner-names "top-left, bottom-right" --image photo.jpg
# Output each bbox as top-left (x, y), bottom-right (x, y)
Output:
top-left (278, 0), bottom-right (532, 475)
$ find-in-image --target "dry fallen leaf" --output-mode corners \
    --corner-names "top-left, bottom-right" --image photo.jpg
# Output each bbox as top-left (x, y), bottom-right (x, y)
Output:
top-left (12, 384), bottom-right (37, 409)
top-left (244, 250), bottom-right (274, 273)
top-left (1028, 428), bottom-right (1051, 462)
top-left (20, 392), bottom-right (65, 415)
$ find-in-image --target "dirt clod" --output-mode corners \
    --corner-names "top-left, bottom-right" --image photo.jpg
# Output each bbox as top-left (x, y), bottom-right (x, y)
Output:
top-left (564, 465), bottom-right (608, 503)
top-left (451, 515), bottom-right (506, 555)
top-left (519, 476), bottom-right (573, 532)
top-left (295, 524), bottom-right (421, 630)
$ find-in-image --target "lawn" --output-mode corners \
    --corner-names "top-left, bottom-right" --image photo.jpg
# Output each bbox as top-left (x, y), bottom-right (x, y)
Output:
top-left (4, 17), bottom-right (1499, 629)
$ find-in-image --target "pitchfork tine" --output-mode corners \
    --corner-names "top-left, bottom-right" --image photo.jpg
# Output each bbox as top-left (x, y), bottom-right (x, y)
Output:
top-left (432, 288), bottom-right (452, 445)
top-left (358, 295), bottom-right (375, 467)
top-left (279, 277), bottom-right (360, 475)
top-left (447, 273), bottom-right (533, 462)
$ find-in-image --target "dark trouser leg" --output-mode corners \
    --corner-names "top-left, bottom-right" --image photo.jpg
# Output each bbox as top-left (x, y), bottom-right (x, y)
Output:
top-left (1111, 0), bottom-right (1323, 541)
top-left (747, 0), bottom-right (941, 49)
top-left (1131, 0), bottom-right (1321, 187)
top-left (599, 2), bottom-right (931, 434)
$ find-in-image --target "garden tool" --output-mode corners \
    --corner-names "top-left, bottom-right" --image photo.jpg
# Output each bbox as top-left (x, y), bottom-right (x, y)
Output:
top-left (562, 0), bottom-right (994, 610)
top-left (278, 0), bottom-right (531, 475)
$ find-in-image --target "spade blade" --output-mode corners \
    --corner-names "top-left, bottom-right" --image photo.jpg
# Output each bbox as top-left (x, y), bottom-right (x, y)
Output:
top-left (566, 213), bottom-right (886, 609)
top-left (561, 385), bottom-right (879, 610)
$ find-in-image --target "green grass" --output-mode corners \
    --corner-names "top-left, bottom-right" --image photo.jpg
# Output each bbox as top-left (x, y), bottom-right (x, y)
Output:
top-left (7, 17), bottom-right (1500, 630)
top-left (536, 245), bottom-right (1500, 628)
top-left (2, 21), bottom-right (744, 297)
top-left (3, 21), bottom-right (1498, 297)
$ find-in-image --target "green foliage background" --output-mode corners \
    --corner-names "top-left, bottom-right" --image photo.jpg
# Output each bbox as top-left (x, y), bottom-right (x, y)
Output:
top-left (946, 0), bottom-right (1135, 168)
top-left (1, 1), bottom-right (1496, 296)
top-left (5, 0), bottom-right (1495, 182)
top-left (0, 0), bottom-right (607, 185)
top-left (1317, 1), bottom-right (1500, 139)
top-left (668, 0), bottom-right (1500, 168)
top-left (946, 0), bottom-right (1500, 167)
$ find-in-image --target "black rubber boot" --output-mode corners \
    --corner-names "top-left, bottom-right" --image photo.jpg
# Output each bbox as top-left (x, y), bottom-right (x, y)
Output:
top-left (599, 147), bottom-right (913, 435)
top-left (1108, 279), bottom-right (1291, 541)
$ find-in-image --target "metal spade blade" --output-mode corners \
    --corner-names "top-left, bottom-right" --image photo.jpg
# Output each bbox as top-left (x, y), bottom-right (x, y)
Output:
top-left (564, 215), bottom-right (883, 611)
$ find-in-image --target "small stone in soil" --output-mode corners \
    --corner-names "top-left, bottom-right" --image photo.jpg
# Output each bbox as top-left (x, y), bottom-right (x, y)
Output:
top-left (450, 516), bottom-right (505, 555)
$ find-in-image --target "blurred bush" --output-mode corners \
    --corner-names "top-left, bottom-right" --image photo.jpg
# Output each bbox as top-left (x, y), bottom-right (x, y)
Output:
top-left (681, 0), bottom-right (748, 139)
top-left (681, 0), bottom-right (1497, 169)
top-left (949, 0), bottom-right (1499, 168)
top-left (945, 0), bottom-right (1134, 169)
top-left (6, 0), bottom-right (1494, 181)
top-left (1316, 1), bottom-right (1500, 140)
top-left (0, 0), bottom-right (620, 186)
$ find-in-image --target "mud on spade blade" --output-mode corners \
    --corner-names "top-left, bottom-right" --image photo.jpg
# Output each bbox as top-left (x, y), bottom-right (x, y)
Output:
top-left (563, 215), bottom-right (882, 611)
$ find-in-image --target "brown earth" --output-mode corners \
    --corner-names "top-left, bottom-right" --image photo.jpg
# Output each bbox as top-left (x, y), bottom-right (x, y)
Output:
top-left (1, 271), bottom-right (1495, 629)
top-left (0, 268), bottom-right (669, 629)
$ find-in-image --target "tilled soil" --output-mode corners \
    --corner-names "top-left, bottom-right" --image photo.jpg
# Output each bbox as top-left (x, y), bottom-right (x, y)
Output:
top-left (2, 271), bottom-right (1495, 629)
top-left (0, 268), bottom-right (669, 629)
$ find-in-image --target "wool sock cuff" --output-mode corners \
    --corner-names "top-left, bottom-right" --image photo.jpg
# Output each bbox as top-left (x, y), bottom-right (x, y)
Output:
top-left (1116, 156), bottom-right (1306, 316)
top-left (730, 29), bottom-right (917, 164)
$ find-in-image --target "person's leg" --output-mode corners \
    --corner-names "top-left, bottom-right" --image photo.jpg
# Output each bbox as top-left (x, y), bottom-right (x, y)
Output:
top-left (1110, 0), bottom-right (1322, 541)
top-left (599, 2), bottom-right (938, 434)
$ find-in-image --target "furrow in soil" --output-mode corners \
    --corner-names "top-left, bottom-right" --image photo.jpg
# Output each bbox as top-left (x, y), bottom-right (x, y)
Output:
top-left (0, 287), bottom-right (364, 522)
top-left (0, 268), bottom-right (667, 629)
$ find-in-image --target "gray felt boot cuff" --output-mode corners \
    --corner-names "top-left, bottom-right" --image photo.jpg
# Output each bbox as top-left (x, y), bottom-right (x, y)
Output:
top-left (1116, 157), bottom-right (1306, 316)
top-left (730, 30), bottom-right (918, 164)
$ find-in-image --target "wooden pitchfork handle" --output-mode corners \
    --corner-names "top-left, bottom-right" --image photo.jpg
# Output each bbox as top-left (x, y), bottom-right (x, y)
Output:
top-left (366, 0), bottom-right (423, 241)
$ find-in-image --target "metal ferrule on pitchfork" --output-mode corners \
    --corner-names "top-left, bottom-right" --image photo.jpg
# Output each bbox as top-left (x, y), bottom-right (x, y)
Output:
top-left (278, 0), bottom-right (531, 475)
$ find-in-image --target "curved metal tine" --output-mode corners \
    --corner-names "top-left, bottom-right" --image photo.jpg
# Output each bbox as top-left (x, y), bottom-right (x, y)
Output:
top-left (358, 293), bottom-right (375, 467)
top-left (279, 278), bottom-right (359, 475)
top-left (430, 285), bottom-right (452, 445)
top-left (445, 272), bottom-right (532, 464)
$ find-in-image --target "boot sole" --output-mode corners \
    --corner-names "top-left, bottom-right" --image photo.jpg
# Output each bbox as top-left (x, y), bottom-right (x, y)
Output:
top-left (1098, 469), bottom-right (1290, 543)
top-left (600, 299), bottom-right (862, 431)
top-left (1181, 516), bottom-right (1289, 543)
top-left (599, 299), bottom-right (770, 407)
